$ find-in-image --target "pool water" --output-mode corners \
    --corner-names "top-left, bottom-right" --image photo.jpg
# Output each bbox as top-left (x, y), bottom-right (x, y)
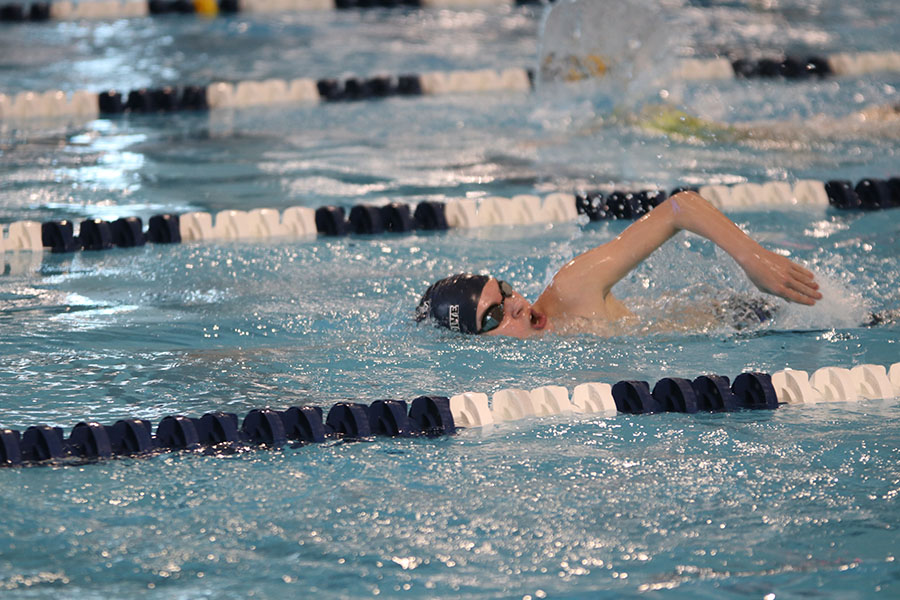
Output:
top-left (1, 1), bottom-right (899, 598)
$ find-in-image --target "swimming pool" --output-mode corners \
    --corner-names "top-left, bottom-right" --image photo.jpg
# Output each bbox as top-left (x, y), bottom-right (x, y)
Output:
top-left (1, 1), bottom-right (899, 597)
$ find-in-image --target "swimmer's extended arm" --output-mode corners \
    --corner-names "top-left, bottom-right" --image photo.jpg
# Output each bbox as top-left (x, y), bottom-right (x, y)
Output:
top-left (542, 191), bottom-right (821, 313)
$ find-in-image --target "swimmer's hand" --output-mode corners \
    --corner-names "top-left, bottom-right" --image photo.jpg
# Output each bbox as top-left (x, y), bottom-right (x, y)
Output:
top-left (738, 247), bottom-right (822, 306)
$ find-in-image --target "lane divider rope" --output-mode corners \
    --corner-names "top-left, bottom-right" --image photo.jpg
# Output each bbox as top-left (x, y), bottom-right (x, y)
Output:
top-left (0, 67), bottom-right (534, 120)
top-left (0, 0), bottom-right (541, 24)
top-left (2, 362), bottom-right (896, 468)
top-left (5, 49), bottom-right (900, 121)
top-left (2, 0), bottom-right (900, 92)
top-left (1, 176), bottom-right (898, 261)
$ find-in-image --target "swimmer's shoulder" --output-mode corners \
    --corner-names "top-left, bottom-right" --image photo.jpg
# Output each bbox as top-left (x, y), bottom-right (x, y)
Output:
top-left (538, 284), bottom-right (634, 330)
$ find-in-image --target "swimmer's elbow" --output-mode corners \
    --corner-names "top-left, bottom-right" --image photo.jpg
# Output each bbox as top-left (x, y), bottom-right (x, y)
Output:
top-left (666, 190), bottom-right (724, 233)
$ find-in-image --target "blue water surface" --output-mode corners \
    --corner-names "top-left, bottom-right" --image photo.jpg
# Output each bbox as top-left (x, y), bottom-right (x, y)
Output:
top-left (0, 1), bottom-right (898, 598)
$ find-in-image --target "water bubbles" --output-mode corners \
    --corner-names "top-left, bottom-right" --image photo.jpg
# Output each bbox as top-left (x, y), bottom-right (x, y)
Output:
top-left (537, 0), bottom-right (678, 115)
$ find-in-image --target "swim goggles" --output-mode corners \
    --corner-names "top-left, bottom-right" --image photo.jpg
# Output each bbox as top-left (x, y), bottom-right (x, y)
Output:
top-left (479, 280), bottom-right (514, 334)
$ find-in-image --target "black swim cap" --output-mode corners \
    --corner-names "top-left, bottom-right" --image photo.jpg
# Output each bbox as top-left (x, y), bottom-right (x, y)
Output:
top-left (416, 274), bottom-right (491, 334)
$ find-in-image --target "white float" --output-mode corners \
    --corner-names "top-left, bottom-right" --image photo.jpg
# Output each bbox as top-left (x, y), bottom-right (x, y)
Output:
top-left (771, 369), bottom-right (822, 404)
top-left (792, 180), bottom-right (829, 206)
top-left (179, 212), bottom-right (214, 242)
top-left (444, 199), bottom-right (479, 228)
top-left (850, 364), bottom-right (894, 400)
top-left (698, 184), bottom-right (733, 210)
top-left (281, 207), bottom-right (317, 237)
top-left (810, 367), bottom-right (859, 403)
top-left (530, 385), bottom-right (575, 416)
top-left (449, 392), bottom-right (493, 428)
top-left (6, 221), bottom-right (44, 252)
top-left (542, 193), bottom-right (578, 222)
top-left (571, 382), bottom-right (616, 413)
top-left (491, 388), bottom-right (537, 422)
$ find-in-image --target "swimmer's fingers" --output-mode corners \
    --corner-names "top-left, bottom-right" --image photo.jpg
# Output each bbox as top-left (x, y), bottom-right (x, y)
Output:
top-left (743, 249), bottom-right (822, 305)
top-left (783, 275), bottom-right (823, 305)
top-left (789, 262), bottom-right (818, 286)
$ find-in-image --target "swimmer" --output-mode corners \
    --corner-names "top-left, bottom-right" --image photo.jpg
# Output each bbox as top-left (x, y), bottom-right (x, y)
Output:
top-left (416, 191), bottom-right (822, 338)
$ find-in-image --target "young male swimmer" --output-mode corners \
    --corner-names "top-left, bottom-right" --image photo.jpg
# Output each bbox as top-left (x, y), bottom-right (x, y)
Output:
top-left (416, 191), bottom-right (822, 338)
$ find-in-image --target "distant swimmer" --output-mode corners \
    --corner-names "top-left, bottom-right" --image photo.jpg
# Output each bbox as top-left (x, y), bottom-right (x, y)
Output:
top-left (415, 191), bottom-right (823, 338)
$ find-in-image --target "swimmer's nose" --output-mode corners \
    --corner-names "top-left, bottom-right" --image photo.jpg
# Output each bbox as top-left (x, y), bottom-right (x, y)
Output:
top-left (507, 298), bottom-right (527, 320)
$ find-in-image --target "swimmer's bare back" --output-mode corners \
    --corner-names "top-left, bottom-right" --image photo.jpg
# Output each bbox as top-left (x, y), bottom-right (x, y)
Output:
top-left (531, 191), bottom-right (822, 331)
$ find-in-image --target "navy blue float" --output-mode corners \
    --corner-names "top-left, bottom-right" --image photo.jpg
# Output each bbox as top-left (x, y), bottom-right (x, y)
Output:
top-left (0, 429), bottom-right (22, 466)
top-left (109, 419), bottom-right (155, 455)
top-left (314, 74), bottom-right (422, 101)
top-left (41, 220), bottom-right (78, 253)
top-left (408, 396), bottom-right (455, 436)
top-left (825, 180), bottom-right (861, 209)
top-left (365, 76), bottom-right (394, 98)
top-left (242, 408), bottom-right (287, 445)
top-left (156, 415), bottom-right (201, 450)
top-left (30, 2), bottom-right (51, 21)
top-left (578, 189), bottom-right (668, 221)
top-left (179, 85), bottom-right (209, 111)
top-left (316, 79), bottom-right (344, 102)
top-left (368, 400), bottom-right (412, 437)
top-left (0, 4), bottom-right (25, 22)
top-left (855, 179), bottom-right (897, 210)
top-left (607, 191), bottom-right (643, 219)
top-left (342, 78), bottom-right (372, 100)
top-left (575, 192), bottom-right (609, 221)
top-left (691, 375), bottom-right (739, 411)
top-left (111, 217), bottom-right (146, 247)
top-left (336, 0), bottom-right (424, 8)
top-left (890, 178), bottom-right (900, 207)
top-left (147, 214), bottom-right (181, 243)
top-left (79, 219), bottom-right (114, 251)
top-left (732, 372), bottom-right (778, 410)
top-left (315, 206), bottom-right (349, 236)
top-left (21, 425), bottom-right (65, 461)
top-left (68, 422), bottom-right (113, 459)
top-left (413, 201), bottom-right (448, 230)
top-left (149, 0), bottom-right (195, 14)
top-left (349, 205), bottom-right (385, 234)
top-left (381, 203), bottom-right (415, 233)
top-left (325, 402), bottom-right (372, 438)
top-left (126, 89), bottom-right (158, 113)
top-left (611, 381), bottom-right (661, 414)
top-left (652, 377), bottom-right (699, 413)
top-left (150, 88), bottom-right (177, 112)
top-left (99, 91), bottom-right (124, 115)
top-left (637, 190), bottom-right (667, 211)
top-left (732, 56), bottom-right (832, 79)
top-left (280, 406), bottom-right (325, 444)
top-left (196, 412), bottom-right (241, 445)
top-left (396, 75), bottom-right (423, 96)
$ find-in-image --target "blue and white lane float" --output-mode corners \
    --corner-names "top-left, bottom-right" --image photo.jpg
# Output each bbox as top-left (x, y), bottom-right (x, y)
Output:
top-left (4, 48), bottom-right (900, 122)
top-left (1, 175), bottom-right (898, 258)
top-left (0, 0), bottom-right (544, 24)
top-left (1, 363), bottom-right (897, 468)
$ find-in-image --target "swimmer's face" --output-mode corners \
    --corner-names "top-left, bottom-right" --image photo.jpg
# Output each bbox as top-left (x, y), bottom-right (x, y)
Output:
top-left (476, 279), bottom-right (549, 338)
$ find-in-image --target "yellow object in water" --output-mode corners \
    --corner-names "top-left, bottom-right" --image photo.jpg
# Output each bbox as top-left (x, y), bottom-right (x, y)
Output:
top-left (565, 54), bottom-right (608, 82)
top-left (639, 105), bottom-right (743, 143)
top-left (543, 53), bottom-right (610, 83)
top-left (194, 0), bottom-right (218, 16)
top-left (583, 54), bottom-right (607, 77)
